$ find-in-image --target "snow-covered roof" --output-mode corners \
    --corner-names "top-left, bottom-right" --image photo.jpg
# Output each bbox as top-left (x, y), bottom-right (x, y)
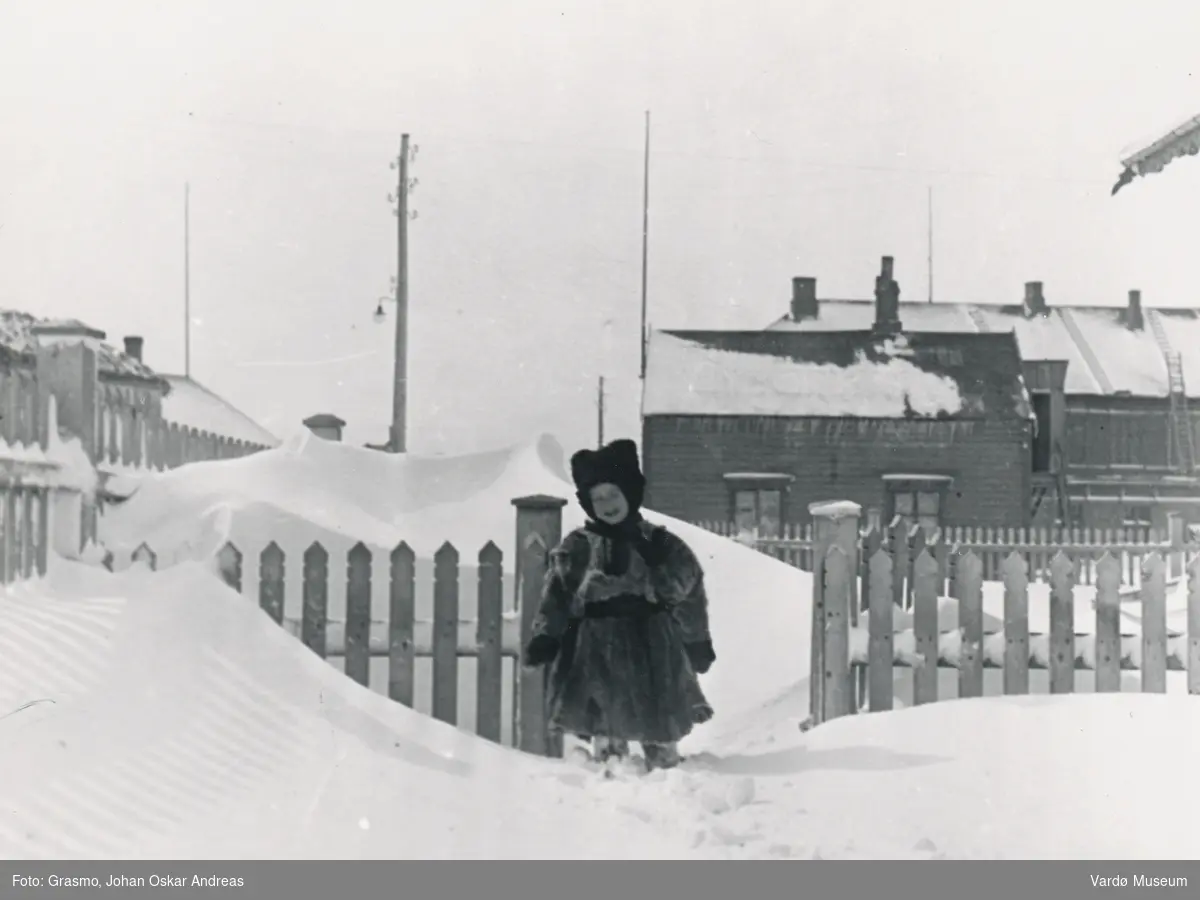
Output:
top-left (1118, 111), bottom-right (1200, 182)
top-left (643, 330), bottom-right (1030, 420)
top-left (767, 301), bottom-right (1200, 398)
top-left (0, 309), bottom-right (161, 383)
top-left (160, 375), bottom-right (279, 447)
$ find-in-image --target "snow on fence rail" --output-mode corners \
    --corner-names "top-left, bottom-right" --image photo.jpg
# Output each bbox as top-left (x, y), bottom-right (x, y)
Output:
top-left (805, 500), bottom-right (1200, 729)
top-left (96, 392), bottom-right (268, 471)
top-left (0, 483), bottom-right (49, 584)
top-left (100, 495), bottom-right (570, 757)
top-left (693, 518), bottom-right (1178, 587)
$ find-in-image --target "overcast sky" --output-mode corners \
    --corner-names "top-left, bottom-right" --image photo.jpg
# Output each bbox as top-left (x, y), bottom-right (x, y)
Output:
top-left (2, 0), bottom-right (1200, 454)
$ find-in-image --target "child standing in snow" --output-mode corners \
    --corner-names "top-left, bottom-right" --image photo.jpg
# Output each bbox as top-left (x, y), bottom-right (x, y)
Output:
top-left (522, 438), bottom-right (716, 772)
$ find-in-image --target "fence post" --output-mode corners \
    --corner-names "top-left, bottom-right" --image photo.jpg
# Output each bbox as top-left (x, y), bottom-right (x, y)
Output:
top-left (33, 328), bottom-right (100, 559)
top-left (512, 494), bottom-right (567, 758)
top-left (808, 499), bottom-right (862, 727)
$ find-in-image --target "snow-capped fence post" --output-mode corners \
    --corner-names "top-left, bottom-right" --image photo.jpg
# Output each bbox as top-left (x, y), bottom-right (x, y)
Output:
top-left (808, 500), bottom-right (861, 727)
top-left (513, 494), bottom-right (567, 757)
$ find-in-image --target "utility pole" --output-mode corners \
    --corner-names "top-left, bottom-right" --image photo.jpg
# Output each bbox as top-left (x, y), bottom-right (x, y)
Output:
top-left (597, 376), bottom-right (605, 447)
top-left (185, 183), bottom-right (192, 377)
top-left (392, 134), bottom-right (410, 453)
top-left (639, 111), bottom-right (651, 380)
top-left (927, 185), bottom-right (934, 305)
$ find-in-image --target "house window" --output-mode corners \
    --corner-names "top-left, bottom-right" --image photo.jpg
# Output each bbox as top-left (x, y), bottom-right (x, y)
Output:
top-left (1031, 392), bottom-right (1052, 473)
top-left (882, 474), bottom-right (952, 537)
top-left (724, 473), bottom-right (793, 539)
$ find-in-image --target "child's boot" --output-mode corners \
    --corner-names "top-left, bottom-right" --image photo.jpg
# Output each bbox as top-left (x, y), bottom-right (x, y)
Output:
top-left (643, 741), bottom-right (682, 771)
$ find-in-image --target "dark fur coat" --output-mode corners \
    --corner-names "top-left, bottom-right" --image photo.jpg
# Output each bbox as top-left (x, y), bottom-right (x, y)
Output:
top-left (529, 519), bottom-right (713, 745)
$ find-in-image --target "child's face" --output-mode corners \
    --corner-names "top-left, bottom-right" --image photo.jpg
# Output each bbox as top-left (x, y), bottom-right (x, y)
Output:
top-left (588, 483), bottom-right (629, 525)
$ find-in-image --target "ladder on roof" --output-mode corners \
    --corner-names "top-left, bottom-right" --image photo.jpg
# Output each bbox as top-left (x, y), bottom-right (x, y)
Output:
top-left (1167, 351), bottom-right (1196, 474)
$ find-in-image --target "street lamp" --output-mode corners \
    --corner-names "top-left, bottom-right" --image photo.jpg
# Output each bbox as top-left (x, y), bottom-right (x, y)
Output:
top-left (373, 276), bottom-right (397, 324)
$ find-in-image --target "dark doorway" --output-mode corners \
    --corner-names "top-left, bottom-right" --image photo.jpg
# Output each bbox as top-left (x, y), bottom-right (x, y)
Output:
top-left (1031, 392), bottom-right (1052, 472)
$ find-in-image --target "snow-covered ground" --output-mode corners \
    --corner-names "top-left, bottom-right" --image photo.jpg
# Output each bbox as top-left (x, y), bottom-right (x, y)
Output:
top-left (0, 430), bottom-right (1194, 858)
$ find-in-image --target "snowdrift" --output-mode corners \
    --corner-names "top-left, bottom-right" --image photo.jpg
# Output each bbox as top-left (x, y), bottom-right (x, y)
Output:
top-left (98, 432), bottom-right (813, 748)
top-left (690, 691), bottom-right (1200, 859)
top-left (0, 561), bottom-right (705, 859)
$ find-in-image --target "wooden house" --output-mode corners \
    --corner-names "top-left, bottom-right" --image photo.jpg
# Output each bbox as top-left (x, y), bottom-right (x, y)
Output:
top-left (641, 257), bottom-right (1034, 536)
top-left (765, 267), bottom-right (1200, 531)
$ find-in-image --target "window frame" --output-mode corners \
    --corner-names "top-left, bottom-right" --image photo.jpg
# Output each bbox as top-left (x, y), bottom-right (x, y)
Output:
top-left (723, 472), bottom-right (794, 538)
top-left (881, 473), bottom-right (953, 535)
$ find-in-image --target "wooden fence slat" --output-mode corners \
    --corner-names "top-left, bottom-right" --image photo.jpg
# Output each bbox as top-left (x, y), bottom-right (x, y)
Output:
top-left (867, 550), bottom-right (894, 712)
top-left (432, 542), bottom-right (459, 725)
top-left (3, 489), bottom-right (15, 582)
top-left (259, 542), bottom-right (285, 623)
top-left (344, 543), bottom-right (372, 688)
top-left (132, 541), bottom-right (157, 571)
top-left (476, 541), bottom-right (504, 743)
top-left (1001, 552), bottom-right (1029, 695)
top-left (1048, 553), bottom-right (1075, 694)
top-left (301, 542), bottom-right (329, 659)
top-left (821, 544), bottom-right (852, 722)
top-left (890, 520), bottom-right (909, 612)
top-left (388, 542), bottom-right (416, 707)
top-left (218, 541), bottom-right (243, 592)
top-left (912, 550), bottom-right (939, 706)
top-left (1189, 554), bottom-right (1200, 696)
top-left (1141, 553), bottom-right (1168, 694)
top-left (1093, 554), bottom-right (1121, 692)
top-left (35, 488), bottom-right (48, 577)
top-left (955, 550), bottom-right (984, 699)
top-left (20, 488), bottom-right (33, 579)
top-left (909, 526), bottom-right (927, 605)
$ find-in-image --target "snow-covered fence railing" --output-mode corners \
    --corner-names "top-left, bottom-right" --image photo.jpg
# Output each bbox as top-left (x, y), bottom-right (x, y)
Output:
top-left (101, 494), bottom-right (570, 758)
top-left (693, 517), bottom-right (1182, 588)
top-left (0, 481), bottom-right (50, 584)
top-left (96, 390), bottom-right (268, 472)
top-left (806, 499), bottom-right (1200, 729)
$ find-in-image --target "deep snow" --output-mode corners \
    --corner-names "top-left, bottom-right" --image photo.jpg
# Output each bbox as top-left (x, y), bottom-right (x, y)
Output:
top-left (0, 430), bottom-right (1191, 859)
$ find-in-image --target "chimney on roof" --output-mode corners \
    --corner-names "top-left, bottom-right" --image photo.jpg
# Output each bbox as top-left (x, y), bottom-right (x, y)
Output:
top-left (1125, 289), bottom-right (1145, 331)
top-left (873, 255), bottom-right (902, 336)
top-left (1023, 281), bottom-right (1047, 317)
top-left (791, 276), bottom-right (818, 321)
top-left (123, 335), bottom-right (144, 362)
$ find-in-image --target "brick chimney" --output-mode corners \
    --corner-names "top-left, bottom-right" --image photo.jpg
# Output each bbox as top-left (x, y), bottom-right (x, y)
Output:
top-left (1023, 281), bottom-right (1047, 316)
top-left (873, 256), bottom-right (902, 336)
top-left (123, 335), bottom-right (144, 362)
top-left (791, 277), bottom-right (818, 321)
top-left (303, 413), bottom-right (346, 442)
top-left (1125, 289), bottom-right (1144, 331)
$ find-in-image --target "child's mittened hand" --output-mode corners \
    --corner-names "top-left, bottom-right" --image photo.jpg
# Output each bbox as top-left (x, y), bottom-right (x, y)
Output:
top-left (686, 640), bottom-right (716, 674)
top-left (634, 530), bottom-right (670, 566)
top-left (523, 634), bottom-right (560, 667)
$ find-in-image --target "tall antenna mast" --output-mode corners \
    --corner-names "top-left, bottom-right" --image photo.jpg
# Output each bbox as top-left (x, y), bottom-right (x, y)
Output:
top-left (597, 376), bottom-right (605, 447)
top-left (639, 111), bottom-right (651, 379)
top-left (927, 185), bottom-right (934, 305)
top-left (185, 182), bottom-right (191, 376)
